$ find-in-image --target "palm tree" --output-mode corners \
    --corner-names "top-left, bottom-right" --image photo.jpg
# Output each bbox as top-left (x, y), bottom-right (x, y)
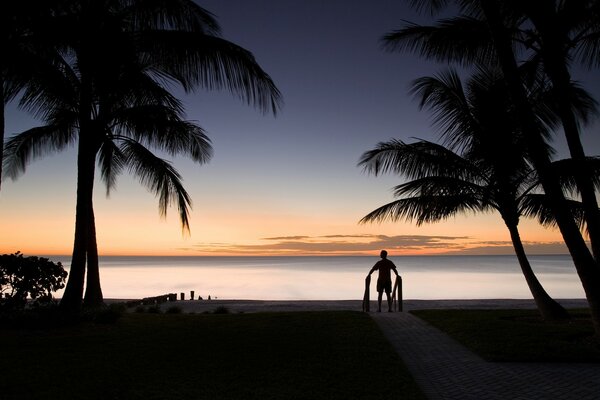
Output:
top-left (3, 0), bottom-right (282, 311)
top-left (383, 0), bottom-right (600, 338)
top-left (516, 0), bottom-right (600, 260)
top-left (479, 0), bottom-right (600, 338)
top-left (384, 0), bottom-right (600, 259)
top-left (359, 70), bottom-right (569, 320)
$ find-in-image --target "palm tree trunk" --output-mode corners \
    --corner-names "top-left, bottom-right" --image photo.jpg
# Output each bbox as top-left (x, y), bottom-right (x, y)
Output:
top-left (480, 0), bottom-right (600, 337)
top-left (525, 4), bottom-right (600, 261)
top-left (1, 81), bottom-right (5, 192)
top-left (505, 221), bottom-right (570, 320)
top-left (83, 206), bottom-right (103, 308)
top-left (60, 138), bottom-right (96, 312)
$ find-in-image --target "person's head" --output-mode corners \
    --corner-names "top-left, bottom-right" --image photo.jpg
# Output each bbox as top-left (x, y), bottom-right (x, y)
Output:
top-left (380, 250), bottom-right (388, 259)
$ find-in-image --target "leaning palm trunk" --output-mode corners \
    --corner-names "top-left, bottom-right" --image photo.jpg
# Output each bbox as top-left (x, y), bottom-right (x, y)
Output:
top-left (525, 4), bottom-right (600, 260)
top-left (481, 0), bottom-right (600, 336)
top-left (505, 220), bottom-right (570, 320)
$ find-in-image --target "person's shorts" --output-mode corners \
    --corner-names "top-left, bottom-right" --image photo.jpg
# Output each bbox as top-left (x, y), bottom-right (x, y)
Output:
top-left (377, 280), bottom-right (392, 293)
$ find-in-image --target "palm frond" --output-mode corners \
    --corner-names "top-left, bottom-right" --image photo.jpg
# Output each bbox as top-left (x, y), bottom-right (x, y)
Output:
top-left (100, 68), bottom-right (186, 117)
top-left (410, 71), bottom-right (481, 150)
top-left (550, 156), bottom-right (600, 196)
top-left (119, 138), bottom-right (192, 233)
top-left (564, 81), bottom-right (599, 126)
top-left (98, 140), bottom-right (125, 196)
top-left (521, 193), bottom-right (587, 231)
top-left (111, 105), bottom-right (213, 163)
top-left (407, 0), bottom-right (451, 15)
top-left (358, 139), bottom-right (481, 182)
top-left (360, 194), bottom-right (486, 226)
top-left (381, 17), bottom-right (496, 65)
top-left (18, 53), bottom-right (79, 121)
top-left (571, 1), bottom-right (600, 69)
top-left (139, 31), bottom-right (282, 115)
top-left (3, 124), bottom-right (75, 180)
top-left (127, 0), bottom-right (221, 34)
top-left (393, 175), bottom-right (487, 200)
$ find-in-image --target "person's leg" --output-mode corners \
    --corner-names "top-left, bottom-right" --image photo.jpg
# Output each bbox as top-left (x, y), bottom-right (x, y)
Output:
top-left (377, 291), bottom-right (383, 312)
top-left (385, 291), bottom-right (392, 312)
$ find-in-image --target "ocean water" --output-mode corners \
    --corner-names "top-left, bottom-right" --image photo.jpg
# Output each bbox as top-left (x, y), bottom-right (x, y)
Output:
top-left (51, 255), bottom-right (585, 300)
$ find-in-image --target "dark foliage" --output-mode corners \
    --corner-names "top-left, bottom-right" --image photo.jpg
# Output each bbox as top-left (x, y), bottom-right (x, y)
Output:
top-left (0, 252), bottom-right (67, 310)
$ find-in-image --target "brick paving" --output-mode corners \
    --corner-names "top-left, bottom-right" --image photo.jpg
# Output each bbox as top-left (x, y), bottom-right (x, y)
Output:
top-left (371, 312), bottom-right (600, 400)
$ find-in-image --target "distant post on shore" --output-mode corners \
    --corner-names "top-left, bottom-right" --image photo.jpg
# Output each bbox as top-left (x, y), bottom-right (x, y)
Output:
top-left (180, 292), bottom-right (185, 301)
top-left (190, 290), bottom-right (195, 300)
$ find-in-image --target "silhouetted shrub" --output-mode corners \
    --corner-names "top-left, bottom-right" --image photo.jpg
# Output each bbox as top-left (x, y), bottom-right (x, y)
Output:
top-left (213, 306), bottom-right (230, 314)
top-left (0, 252), bottom-right (67, 310)
top-left (135, 306), bottom-right (146, 313)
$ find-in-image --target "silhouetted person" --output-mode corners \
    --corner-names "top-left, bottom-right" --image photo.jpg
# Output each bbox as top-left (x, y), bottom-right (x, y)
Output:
top-left (368, 250), bottom-right (399, 312)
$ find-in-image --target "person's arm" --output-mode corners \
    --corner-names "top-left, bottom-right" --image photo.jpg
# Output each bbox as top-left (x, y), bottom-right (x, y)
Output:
top-left (392, 263), bottom-right (399, 276)
top-left (368, 265), bottom-right (377, 276)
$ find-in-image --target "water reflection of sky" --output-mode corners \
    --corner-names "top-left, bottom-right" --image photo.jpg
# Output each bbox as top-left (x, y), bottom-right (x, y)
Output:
top-left (49, 255), bottom-right (585, 300)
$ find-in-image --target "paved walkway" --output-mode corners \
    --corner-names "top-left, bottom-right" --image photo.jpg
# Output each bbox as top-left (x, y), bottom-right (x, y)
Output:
top-left (371, 312), bottom-right (600, 400)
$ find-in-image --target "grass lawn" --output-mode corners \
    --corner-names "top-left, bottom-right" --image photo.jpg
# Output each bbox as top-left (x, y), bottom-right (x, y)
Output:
top-left (1, 311), bottom-right (425, 400)
top-left (412, 308), bottom-right (600, 363)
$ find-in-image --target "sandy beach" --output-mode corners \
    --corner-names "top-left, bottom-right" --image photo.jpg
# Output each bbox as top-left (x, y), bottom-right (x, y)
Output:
top-left (125, 298), bottom-right (590, 314)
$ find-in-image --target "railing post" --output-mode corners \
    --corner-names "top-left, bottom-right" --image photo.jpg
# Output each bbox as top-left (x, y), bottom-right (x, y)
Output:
top-left (362, 275), bottom-right (371, 312)
top-left (398, 276), bottom-right (403, 312)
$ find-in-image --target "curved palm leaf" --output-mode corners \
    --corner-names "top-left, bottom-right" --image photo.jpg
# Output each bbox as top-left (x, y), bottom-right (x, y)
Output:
top-left (521, 193), bottom-right (587, 232)
top-left (359, 138), bottom-right (482, 182)
top-left (119, 138), bottom-right (192, 233)
top-left (382, 17), bottom-right (496, 65)
top-left (139, 32), bottom-right (282, 114)
top-left (127, 0), bottom-right (221, 35)
top-left (3, 124), bottom-right (75, 180)
top-left (410, 70), bottom-right (480, 149)
top-left (550, 157), bottom-right (600, 196)
top-left (360, 193), bottom-right (487, 226)
top-left (98, 139), bottom-right (125, 196)
top-left (110, 105), bottom-right (213, 163)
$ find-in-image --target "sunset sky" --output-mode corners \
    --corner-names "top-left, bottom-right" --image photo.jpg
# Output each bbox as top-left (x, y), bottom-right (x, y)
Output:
top-left (1, 0), bottom-right (599, 257)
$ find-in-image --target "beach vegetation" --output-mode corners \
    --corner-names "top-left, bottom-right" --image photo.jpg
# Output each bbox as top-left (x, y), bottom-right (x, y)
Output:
top-left (0, 251), bottom-right (67, 310)
top-left (0, 311), bottom-right (425, 399)
top-left (2, 0), bottom-right (281, 312)
top-left (412, 308), bottom-right (600, 362)
top-left (378, 0), bottom-right (600, 336)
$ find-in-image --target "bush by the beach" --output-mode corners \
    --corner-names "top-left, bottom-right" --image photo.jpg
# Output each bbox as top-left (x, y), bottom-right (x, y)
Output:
top-left (0, 252), bottom-right (67, 310)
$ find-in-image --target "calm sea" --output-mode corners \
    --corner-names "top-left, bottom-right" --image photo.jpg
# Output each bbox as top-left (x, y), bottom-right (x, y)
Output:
top-left (51, 255), bottom-right (585, 300)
